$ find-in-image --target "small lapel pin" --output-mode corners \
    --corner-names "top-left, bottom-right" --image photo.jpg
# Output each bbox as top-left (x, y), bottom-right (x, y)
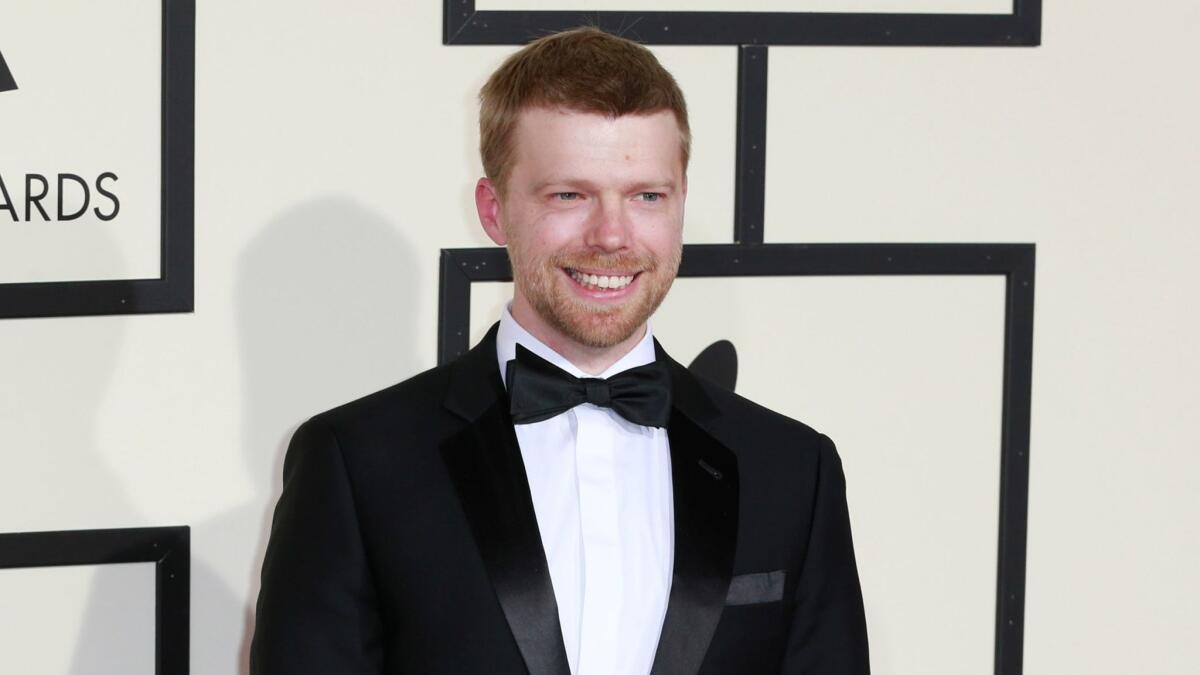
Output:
top-left (697, 458), bottom-right (723, 481)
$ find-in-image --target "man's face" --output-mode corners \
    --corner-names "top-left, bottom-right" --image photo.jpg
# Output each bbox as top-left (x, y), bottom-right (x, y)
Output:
top-left (479, 107), bottom-right (686, 350)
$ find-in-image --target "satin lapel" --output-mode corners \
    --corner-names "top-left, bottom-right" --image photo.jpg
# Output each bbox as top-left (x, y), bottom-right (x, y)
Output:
top-left (650, 348), bottom-right (740, 675)
top-left (441, 324), bottom-right (571, 675)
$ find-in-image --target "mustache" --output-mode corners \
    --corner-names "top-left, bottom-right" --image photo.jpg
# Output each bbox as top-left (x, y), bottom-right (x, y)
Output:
top-left (549, 251), bottom-right (657, 274)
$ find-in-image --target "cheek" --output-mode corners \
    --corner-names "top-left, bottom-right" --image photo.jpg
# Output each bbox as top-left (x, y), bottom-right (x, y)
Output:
top-left (642, 220), bottom-right (683, 256)
top-left (511, 225), bottom-right (569, 264)
top-left (529, 212), bottom-right (587, 249)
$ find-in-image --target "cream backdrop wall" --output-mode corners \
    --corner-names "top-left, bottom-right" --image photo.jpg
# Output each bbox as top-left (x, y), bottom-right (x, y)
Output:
top-left (0, 0), bottom-right (1197, 673)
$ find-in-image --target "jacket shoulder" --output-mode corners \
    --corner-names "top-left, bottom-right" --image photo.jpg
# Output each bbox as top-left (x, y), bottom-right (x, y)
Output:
top-left (689, 371), bottom-right (830, 459)
top-left (684, 373), bottom-right (844, 521)
top-left (306, 360), bottom-right (456, 442)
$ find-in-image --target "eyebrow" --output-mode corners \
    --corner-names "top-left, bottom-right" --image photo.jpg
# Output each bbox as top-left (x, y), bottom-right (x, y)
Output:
top-left (531, 178), bottom-right (678, 193)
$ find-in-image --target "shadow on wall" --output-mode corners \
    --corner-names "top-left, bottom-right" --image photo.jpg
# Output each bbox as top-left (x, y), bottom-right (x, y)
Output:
top-left (15, 202), bottom-right (415, 672)
top-left (211, 197), bottom-right (420, 674)
top-left (0, 224), bottom-right (155, 675)
top-left (64, 565), bottom-right (158, 675)
top-left (55, 213), bottom-right (234, 675)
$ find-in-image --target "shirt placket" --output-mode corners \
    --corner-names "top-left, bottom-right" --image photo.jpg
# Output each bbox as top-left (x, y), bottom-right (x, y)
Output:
top-left (573, 404), bottom-right (621, 675)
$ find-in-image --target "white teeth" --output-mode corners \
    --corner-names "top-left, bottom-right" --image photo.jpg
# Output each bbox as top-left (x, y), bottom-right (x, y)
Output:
top-left (569, 269), bottom-right (635, 290)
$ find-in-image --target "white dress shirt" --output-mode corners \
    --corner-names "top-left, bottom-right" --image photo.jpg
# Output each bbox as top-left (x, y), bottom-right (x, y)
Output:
top-left (496, 305), bottom-right (674, 675)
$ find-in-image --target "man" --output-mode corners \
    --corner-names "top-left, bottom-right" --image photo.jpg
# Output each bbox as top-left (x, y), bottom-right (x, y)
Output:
top-left (251, 27), bottom-right (869, 674)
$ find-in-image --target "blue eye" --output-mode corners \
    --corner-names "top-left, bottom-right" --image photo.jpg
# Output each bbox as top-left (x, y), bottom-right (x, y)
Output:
top-left (638, 192), bottom-right (662, 203)
top-left (555, 192), bottom-right (580, 201)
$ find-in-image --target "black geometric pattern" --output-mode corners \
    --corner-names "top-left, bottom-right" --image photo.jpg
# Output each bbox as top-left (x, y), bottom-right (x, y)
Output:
top-left (0, 0), bottom-right (195, 319)
top-left (0, 526), bottom-right (190, 674)
top-left (0, 50), bottom-right (16, 93)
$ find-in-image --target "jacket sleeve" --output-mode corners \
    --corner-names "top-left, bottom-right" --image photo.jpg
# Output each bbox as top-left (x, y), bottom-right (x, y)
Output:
top-left (779, 434), bottom-right (871, 674)
top-left (250, 417), bottom-right (384, 674)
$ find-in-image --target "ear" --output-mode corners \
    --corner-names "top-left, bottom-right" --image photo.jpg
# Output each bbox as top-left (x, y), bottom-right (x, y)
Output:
top-left (475, 177), bottom-right (507, 246)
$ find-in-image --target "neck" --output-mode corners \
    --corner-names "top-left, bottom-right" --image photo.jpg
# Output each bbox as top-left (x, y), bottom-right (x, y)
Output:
top-left (510, 298), bottom-right (646, 376)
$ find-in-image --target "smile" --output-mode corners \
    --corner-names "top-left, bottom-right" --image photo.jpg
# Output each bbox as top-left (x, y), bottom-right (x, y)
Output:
top-left (564, 268), bottom-right (638, 292)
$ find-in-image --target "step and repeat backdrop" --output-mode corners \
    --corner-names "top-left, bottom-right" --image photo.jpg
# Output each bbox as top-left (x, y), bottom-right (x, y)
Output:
top-left (3, 1), bottom-right (1198, 675)
top-left (8, 1), bottom-right (1033, 673)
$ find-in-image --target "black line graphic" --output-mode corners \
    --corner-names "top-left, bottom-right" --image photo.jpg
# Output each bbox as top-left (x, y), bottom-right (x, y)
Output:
top-left (0, 0), bottom-right (195, 320)
top-left (0, 49), bottom-right (16, 93)
top-left (0, 526), bottom-right (190, 674)
top-left (734, 46), bottom-right (767, 245)
top-left (443, 2), bottom-right (1042, 47)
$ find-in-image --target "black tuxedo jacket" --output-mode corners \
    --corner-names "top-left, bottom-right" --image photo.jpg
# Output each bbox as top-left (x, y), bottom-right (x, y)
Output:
top-left (250, 324), bottom-right (869, 674)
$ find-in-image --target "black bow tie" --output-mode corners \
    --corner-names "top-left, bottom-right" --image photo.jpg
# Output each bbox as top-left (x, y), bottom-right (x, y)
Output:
top-left (505, 343), bottom-right (672, 428)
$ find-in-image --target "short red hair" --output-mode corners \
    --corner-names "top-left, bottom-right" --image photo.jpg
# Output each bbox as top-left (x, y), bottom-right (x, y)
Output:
top-left (479, 27), bottom-right (691, 194)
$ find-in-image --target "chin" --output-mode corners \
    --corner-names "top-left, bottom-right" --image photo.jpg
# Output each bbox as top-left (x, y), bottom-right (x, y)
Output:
top-left (568, 318), bottom-right (643, 349)
top-left (548, 294), bottom-right (657, 349)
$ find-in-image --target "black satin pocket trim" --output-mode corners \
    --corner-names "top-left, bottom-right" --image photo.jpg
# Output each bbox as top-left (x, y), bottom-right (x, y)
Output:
top-left (725, 570), bottom-right (786, 606)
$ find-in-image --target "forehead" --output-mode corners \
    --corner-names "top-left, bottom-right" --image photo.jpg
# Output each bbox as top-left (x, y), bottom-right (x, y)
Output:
top-left (509, 107), bottom-right (684, 183)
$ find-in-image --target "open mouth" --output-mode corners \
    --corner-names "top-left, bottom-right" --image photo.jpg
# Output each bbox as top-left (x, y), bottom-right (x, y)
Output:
top-left (563, 267), bottom-right (640, 293)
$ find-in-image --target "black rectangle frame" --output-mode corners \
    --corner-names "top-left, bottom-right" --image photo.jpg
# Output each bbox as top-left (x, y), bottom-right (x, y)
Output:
top-left (445, 0), bottom-right (1041, 46)
top-left (0, 0), bottom-right (195, 320)
top-left (0, 525), bottom-right (190, 675)
top-left (438, 242), bottom-right (1034, 675)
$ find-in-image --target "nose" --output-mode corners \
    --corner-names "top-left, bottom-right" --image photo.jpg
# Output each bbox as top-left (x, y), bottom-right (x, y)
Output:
top-left (583, 195), bottom-right (632, 252)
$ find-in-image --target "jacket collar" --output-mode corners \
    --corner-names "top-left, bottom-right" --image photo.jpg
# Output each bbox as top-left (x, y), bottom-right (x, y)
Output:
top-left (443, 323), bottom-right (507, 422)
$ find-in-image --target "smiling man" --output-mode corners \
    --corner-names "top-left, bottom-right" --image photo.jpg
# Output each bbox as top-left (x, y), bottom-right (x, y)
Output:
top-left (251, 27), bottom-right (869, 675)
top-left (476, 104), bottom-right (684, 370)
